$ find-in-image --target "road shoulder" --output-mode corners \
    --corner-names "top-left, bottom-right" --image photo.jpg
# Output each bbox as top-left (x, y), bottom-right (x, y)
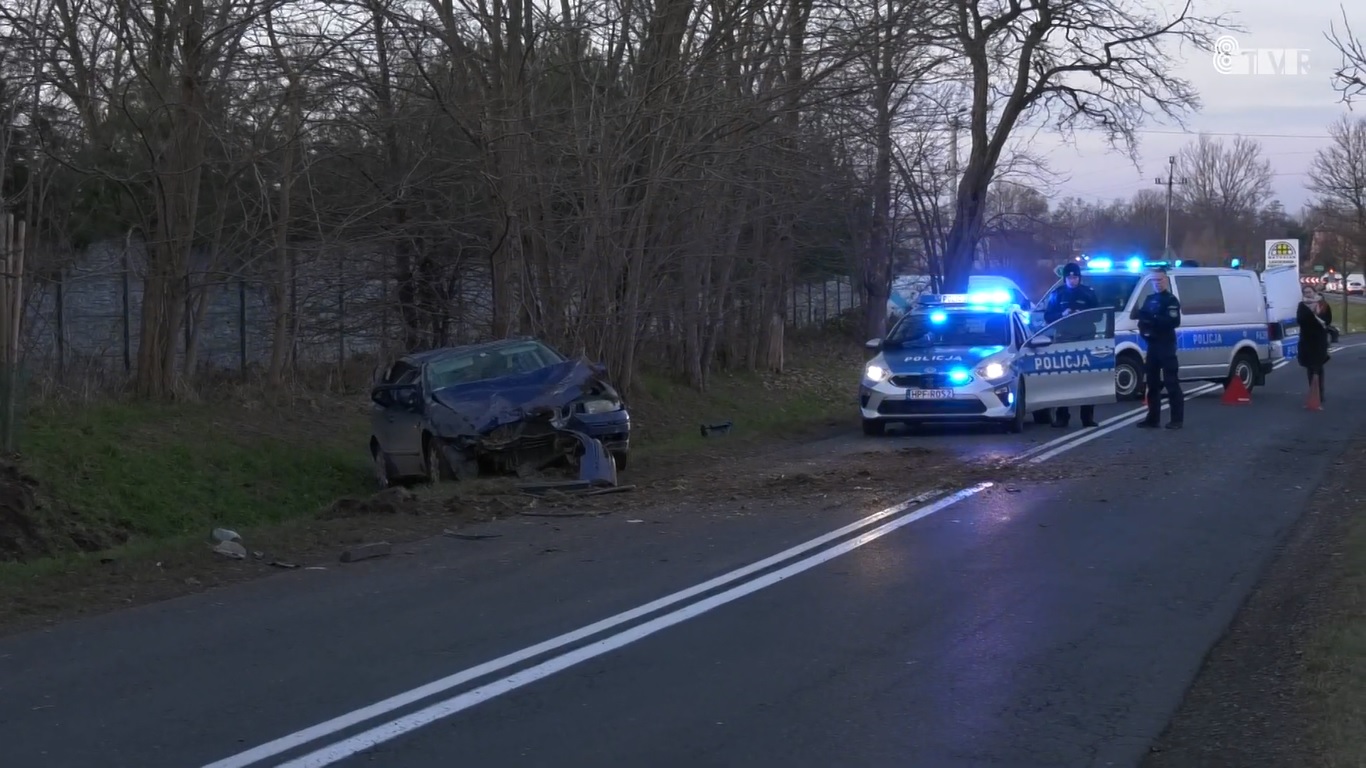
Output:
top-left (1143, 436), bottom-right (1366, 767)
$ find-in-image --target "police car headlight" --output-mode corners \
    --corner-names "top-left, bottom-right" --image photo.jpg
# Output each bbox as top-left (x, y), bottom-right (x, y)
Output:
top-left (975, 362), bottom-right (1007, 380)
top-left (864, 364), bottom-right (890, 382)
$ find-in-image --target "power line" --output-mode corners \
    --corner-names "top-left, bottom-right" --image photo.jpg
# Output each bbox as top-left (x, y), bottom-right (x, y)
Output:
top-left (1132, 129), bottom-right (1333, 140)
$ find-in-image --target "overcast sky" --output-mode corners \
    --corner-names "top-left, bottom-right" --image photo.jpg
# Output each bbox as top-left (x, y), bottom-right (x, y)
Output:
top-left (1026, 0), bottom-right (1354, 214)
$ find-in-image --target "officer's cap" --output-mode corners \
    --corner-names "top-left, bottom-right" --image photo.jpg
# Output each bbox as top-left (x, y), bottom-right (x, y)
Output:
top-left (1062, 263), bottom-right (1081, 277)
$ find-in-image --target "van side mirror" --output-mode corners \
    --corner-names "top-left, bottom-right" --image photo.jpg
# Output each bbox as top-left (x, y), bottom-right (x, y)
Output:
top-left (864, 338), bottom-right (882, 351)
top-left (1027, 335), bottom-right (1054, 348)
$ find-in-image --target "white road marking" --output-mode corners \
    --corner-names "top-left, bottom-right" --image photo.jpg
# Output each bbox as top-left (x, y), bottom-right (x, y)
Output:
top-left (205, 341), bottom-right (1366, 768)
top-left (271, 482), bottom-right (995, 768)
top-left (201, 488), bottom-right (951, 768)
top-left (1016, 340), bottom-right (1366, 462)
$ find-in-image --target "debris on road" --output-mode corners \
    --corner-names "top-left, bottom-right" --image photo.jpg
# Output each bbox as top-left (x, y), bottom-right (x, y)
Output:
top-left (320, 487), bottom-right (420, 519)
top-left (700, 421), bottom-right (733, 437)
top-left (212, 540), bottom-right (247, 560)
top-left (443, 530), bottom-right (502, 540)
top-left (340, 541), bottom-right (392, 563)
top-left (210, 528), bottom-right (241, 543)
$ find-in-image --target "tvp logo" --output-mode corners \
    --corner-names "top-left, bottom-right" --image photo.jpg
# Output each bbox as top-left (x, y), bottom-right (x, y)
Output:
top-left (1212, 35), bottom-right (1311, 76)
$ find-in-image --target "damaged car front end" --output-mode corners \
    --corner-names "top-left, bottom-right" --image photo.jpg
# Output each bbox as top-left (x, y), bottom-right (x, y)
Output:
top-left (368, 340), bottom-right (631, 488)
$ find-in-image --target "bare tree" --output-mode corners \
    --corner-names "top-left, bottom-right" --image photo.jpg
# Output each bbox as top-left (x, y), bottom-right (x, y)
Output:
top-left (1326, 5), bottom-right (1366, 105)
top-left (1176, 134), bottom-right (1273, 263)
top-left (936, 0), bottom-right (1224, 291)
top-left (1308, 115), bottom-right (1366, 282)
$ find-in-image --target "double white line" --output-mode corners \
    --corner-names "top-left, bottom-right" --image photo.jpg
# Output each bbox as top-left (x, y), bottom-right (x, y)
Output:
top-left (204, 344), bottom-right (1361, 768)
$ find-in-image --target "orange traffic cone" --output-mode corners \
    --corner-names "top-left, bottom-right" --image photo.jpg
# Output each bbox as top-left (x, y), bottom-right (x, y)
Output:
top-left (1306, 376), bottom-right (1322, 411)
top-left (1221, 375), bottom-right (1252, 405)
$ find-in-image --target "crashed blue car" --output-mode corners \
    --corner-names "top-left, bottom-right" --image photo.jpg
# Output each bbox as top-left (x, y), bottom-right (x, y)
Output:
top-left (368, 338), bottom-right (631, 486)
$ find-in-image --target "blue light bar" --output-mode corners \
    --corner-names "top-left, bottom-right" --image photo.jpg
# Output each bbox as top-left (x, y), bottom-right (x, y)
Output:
top-left (929, 310), bottom-right (947, 324)
top-left (948, 368), bottom-right (971, 384)
top-left (1125, 257), bottom-right (1143, 272)
top-left (969, 289), bottom-right (1013, 305)
top-left (1087, 257), bottom-right (1113, 270)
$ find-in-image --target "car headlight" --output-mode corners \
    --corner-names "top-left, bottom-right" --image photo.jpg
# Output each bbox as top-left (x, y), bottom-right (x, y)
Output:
top-left (975, 361), bottom-right (1008, 380)
top-left (864, 364), bottom-right (890, 382)
top-left (578, 399), bottom-right (621, 414)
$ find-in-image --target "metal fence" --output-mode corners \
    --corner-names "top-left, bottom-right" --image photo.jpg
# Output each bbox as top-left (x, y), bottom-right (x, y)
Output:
top-left (15, 239), bottom-right (864, 383)
top-left (789, 277), bottom-right (861, 327)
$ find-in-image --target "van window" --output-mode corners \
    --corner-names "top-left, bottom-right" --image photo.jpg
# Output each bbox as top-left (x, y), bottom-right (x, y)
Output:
top-left (1219, 274), bottom-right (1262, 314)
top-left (1174, 275), bottom-right (1226, 315)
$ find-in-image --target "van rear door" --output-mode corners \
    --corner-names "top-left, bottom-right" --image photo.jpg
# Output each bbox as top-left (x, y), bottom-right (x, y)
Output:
top-left (1261, 266), bottom-right (1302, 361)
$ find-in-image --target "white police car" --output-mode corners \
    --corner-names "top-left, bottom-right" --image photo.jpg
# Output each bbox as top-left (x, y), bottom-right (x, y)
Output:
top-left (860, 291), bottom-right (1119, 434)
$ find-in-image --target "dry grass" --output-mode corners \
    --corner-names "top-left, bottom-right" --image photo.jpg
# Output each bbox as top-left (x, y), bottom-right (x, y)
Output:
top-left (1303, 454), bottom-right (1366, 767)
top-left (0, 333), bottom-right (882, 633)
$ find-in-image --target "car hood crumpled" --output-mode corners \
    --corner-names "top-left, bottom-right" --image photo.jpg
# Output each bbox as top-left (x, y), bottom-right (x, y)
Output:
top-left (429, 358), bottom-right (615, 437)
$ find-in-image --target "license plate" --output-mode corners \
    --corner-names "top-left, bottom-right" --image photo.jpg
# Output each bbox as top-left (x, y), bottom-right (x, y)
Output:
top-left (908, 388), bottom-right (955, 400)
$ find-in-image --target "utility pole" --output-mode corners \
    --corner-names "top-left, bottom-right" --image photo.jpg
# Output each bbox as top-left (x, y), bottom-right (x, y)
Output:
top-left (937, 111), bottom-right (964, 294)
top-left (1154, 155), bottom-right (1187, 260)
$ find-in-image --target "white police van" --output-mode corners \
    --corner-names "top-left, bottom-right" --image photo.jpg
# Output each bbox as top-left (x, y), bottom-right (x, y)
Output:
top-left (861, 291), bottom-right (1118, 434)
top-left (1032, 257), bottom-right (1291, 400)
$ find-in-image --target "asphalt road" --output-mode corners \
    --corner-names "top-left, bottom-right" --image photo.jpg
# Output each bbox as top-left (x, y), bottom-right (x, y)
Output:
top-left (4, 341), bottom-right (1366, 768)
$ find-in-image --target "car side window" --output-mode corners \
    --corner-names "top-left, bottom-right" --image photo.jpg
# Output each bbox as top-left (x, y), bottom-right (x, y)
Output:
top-left (1045, 310), bottom-right (1106, 344)
top-left (1130, 281), bottom-right (1155, 315)
top-left (1174, 275), bottom-right (1226, 314)
top-left (384, 362), bottom-right (418, 385)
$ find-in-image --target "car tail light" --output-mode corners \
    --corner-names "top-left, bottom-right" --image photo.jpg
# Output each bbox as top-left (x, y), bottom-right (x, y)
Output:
top-left (1267, 322), bottom-right (1283, 341)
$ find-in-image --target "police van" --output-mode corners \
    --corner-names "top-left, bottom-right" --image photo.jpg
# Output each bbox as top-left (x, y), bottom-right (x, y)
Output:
top-left (1031, 257), bottom-right (1294, 400)
top-left (860, 291), bottom-right (1118, 434)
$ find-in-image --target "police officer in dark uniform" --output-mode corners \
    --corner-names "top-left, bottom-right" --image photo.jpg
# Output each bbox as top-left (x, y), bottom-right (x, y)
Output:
top-left (1135, 268), bottom-right (1184, 429)
top-left (1042, 262), bottom-right (1101, 428)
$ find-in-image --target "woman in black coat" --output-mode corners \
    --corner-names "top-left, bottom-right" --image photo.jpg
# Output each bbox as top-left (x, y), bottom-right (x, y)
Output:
top-left (1296, 289), bottom-right (1331, 404)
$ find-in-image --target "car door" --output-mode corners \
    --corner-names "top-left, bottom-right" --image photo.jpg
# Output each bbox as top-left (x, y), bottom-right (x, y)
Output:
top-left (1016, 307), bottom-right (1118, 410)
top-left (373, 362), bottom-right (425, 475)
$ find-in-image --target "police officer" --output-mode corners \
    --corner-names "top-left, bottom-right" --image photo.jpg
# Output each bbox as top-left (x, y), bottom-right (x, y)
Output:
top-left (1043, 262), bottom-right (1101, 428)
top-left (1135, 268), bottom-right (1184, 430)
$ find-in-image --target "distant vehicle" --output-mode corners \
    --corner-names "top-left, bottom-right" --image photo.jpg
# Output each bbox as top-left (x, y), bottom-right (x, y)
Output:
top-left (859, 291), bottom-right (1118, 435)
top-left (368, 339), bottom-right (631, 487)
top-left (1324, 273), bottom-right (1363, 294)
top-left (1033, 256), bottom-right (1286, 399)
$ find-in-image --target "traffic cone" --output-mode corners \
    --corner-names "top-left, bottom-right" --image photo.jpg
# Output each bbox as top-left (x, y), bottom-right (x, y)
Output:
top-left (1221, 375), bottom-right (1252, 405)
top-left (1306, 376), bottom-right (1322, 411)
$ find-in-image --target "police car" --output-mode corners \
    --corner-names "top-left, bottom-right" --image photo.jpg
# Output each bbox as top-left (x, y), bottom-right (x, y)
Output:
top-left (1031, 256), bottom-right (1296, 399)
top-left (861, 291), bottom-right (1119, 435)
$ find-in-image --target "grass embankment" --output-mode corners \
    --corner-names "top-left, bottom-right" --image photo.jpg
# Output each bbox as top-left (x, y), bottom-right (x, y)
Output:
top-left (1331, 300), bottom-right (1366, 333)
top-left (0, 334), bottom-right (863, 587)
top-left (1304, 449), bottom-right (1366, 766)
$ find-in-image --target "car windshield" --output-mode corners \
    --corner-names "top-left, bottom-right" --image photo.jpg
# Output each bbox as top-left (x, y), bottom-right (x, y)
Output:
top-left (424, 341), bottom-right (565, 390)
top-left (885, 311), bottom-right (1012, 348)
top-left (1044, 273), bottom-right (1142, 311)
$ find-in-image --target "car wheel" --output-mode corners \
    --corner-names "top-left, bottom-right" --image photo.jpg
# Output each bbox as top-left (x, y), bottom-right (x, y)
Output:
top-left (862, 418), bottom-right (885, 436)
top-left (423, 435), bottom-right (451, 484)
top-left (1010, 381), bottom-right (1026, 434)
top-left (371, 444), bottom-right (392, 489)
top-left (1228, 351), bottom-right (1258, 392)
top-left (1115, 353), bottom-right (1144, 400)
